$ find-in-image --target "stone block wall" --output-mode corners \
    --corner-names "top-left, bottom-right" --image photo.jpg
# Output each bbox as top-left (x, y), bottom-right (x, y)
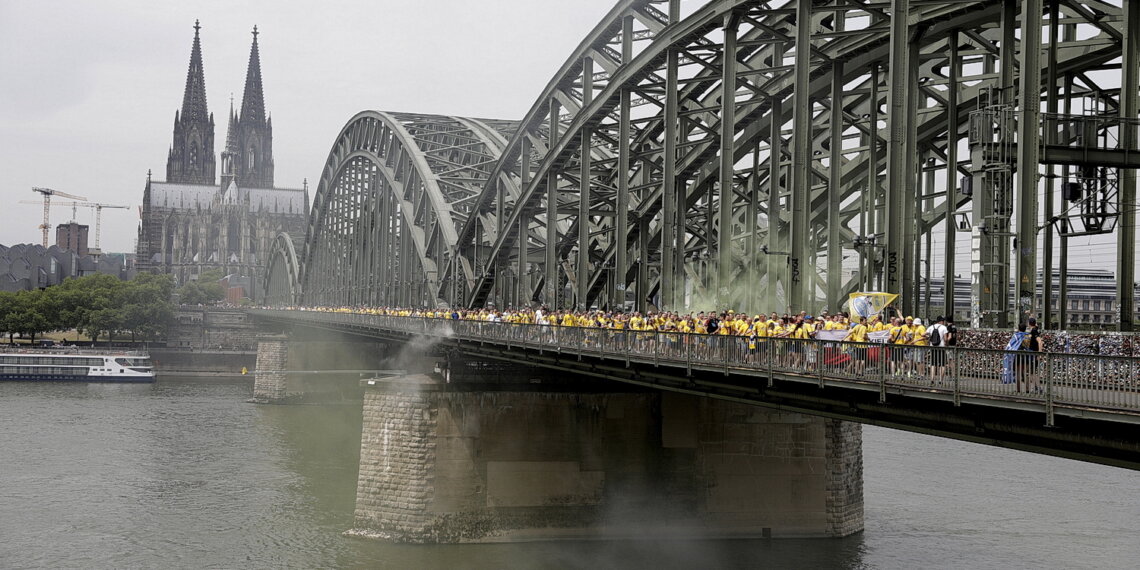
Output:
top-left (349, 381), bottom-right (864, 543)
top-left (824, 419), bottom-right (864, 537)
top-left (251, 335), bottom-right (288, 403)
top-left (167, 307), bottom-right (260, 351)
top-left (352, 386), bottom-right (437, 541)
top-left (690, 398), bottom-right (862, 536)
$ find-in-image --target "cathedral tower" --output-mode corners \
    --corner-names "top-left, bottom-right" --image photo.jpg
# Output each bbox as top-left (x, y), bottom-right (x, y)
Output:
top-left (220, 99), bottom-right (239, 190)
top-left (235, 26), bottom-right (274, 189)
top-left (166, 21), bottom-right (217, 185)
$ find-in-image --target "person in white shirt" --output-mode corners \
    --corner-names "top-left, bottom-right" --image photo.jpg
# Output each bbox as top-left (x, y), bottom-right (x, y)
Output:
top-left (926, 315), bottom-right (949, 384)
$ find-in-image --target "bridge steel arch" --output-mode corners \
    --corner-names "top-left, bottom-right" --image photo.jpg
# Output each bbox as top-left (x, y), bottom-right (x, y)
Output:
top-left (433, 0), bottom-right (1136, 325)
top-left (295, 0), bottom-right (1138, 328)
top-left (264, 232), bottom-right (302, 306)
top-left (300, 111), bottom-right (518, 307)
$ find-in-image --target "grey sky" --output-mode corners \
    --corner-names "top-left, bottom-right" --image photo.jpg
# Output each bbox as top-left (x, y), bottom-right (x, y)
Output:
top-left (0, 0), bottom-right (616, 253)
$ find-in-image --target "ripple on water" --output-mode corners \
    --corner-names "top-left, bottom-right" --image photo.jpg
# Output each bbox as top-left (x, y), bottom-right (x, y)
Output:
top-left (2, 379), bottom-right (1139, 568)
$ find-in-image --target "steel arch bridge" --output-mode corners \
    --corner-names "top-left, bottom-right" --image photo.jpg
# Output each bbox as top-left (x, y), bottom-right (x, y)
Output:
top-left (267, 0), bottom-right (1140, 329)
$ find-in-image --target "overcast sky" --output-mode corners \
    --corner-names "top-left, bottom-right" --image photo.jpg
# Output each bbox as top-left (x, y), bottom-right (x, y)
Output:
top-left (0, 0), bottom-right (618, 253)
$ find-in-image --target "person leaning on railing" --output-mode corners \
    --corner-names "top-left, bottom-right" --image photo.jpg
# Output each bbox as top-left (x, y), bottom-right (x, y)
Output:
top-left (843, 316), bottom-right (870, 375)
top-left (911, 318), bottom-right (929, 380)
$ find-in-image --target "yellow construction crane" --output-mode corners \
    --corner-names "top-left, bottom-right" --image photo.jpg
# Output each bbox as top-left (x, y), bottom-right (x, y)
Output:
top-left (30, 187), bottom-right (88, 247)
top-left (19, 199), bottom-right (129, 252)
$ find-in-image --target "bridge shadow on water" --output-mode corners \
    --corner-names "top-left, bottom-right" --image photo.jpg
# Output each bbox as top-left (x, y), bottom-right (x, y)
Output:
top-left (256, 385), bottom-right (870, 569)
top-left (252, 379), bottom-right (1140, 569)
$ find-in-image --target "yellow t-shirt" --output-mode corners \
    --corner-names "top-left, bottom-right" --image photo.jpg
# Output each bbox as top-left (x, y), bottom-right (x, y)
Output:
top-left (848, 324), bottom-right (868, 343)
top-left (911, 325), bottom-right (929, 346)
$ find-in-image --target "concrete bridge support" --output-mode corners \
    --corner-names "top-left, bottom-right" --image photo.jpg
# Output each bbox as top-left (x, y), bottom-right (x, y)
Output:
top-left (252, 334), bottom-right (289, 403)
top-left (348, 376), bottom-right (863, 543)
top-left (251, 334), bottom-right (389, 403)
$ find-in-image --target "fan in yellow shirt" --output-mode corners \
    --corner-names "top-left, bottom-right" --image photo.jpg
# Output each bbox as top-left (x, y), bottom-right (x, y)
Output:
top-left (843, 316), bottom-right (869, 374)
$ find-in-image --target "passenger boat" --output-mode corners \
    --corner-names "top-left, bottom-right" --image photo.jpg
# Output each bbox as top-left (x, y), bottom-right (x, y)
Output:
top-left (0, 348), bottom-right (156, 383)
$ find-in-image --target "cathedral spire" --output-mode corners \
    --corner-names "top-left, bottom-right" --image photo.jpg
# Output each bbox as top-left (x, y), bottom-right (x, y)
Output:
top-left (167, 20), bottom-right (216, 185)
top-left (225, 95), bottom-right (240, 156)
top-left (221, 95), bottom-right (240, 190)
top-left (239, 26), bottom-right (265, 124)
top-left (236, 25), bottom-right (273, 188)
top-left (181, 20), bottom-right (209, 123)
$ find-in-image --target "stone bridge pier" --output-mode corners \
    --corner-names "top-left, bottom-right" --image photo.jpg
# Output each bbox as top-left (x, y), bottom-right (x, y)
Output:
top-left (348, 374), bottom-right (863, 543)
top-left (251, 333), bottom-right (395, 403)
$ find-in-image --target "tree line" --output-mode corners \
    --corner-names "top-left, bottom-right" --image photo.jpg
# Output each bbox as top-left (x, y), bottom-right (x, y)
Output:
top-left (0, 273), bottom-right (175, 344)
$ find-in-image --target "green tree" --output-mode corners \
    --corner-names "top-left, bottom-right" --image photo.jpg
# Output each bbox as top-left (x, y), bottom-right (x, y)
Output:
top-left (0, 273), bottom-right (176, 345)
top-left (3, 289), bottom-right (51, 344)
top-left (177, 272), bottom-right (225, 305)
top-left (119, 274), bottom-right (174, 342)
top-left (0, 291), bottom-right (17, 343)
top-left (67, 274), bottom-right (122, 343)
top-left (86, 307), bottom-right (123, 343)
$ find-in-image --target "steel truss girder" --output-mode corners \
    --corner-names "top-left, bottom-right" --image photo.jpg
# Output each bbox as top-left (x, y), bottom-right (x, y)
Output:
top-left (445, 0), bottom-right (1134, 319)
top-left (291, 0), bottom-right (1137, 322)
top-left (301, 111), bottom-right (516, 307)
top-left (264, 232), bottom-right (302, 305)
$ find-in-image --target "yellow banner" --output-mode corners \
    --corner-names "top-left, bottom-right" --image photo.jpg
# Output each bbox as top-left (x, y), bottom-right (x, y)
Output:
top-left (846, 292), bottom-right (899, 319)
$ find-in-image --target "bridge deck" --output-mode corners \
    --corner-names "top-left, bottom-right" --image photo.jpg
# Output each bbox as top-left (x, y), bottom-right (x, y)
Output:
top-left (251, 309), bottom-right (1140, 469)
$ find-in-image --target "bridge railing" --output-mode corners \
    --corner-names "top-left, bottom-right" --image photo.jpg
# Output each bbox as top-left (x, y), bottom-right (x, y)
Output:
top-left (256, 310), bottom-right (1140, 416)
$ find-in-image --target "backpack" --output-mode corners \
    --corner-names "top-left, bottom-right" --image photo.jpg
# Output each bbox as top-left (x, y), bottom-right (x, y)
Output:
top-left (1021, 333), bottom-right (1039, 352)
top-left (928, 324), bottom-right (942, 346)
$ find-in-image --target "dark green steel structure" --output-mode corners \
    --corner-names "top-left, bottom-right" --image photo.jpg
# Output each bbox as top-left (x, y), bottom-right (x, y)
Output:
top-left (265, 0), bottom-right (1140, 331)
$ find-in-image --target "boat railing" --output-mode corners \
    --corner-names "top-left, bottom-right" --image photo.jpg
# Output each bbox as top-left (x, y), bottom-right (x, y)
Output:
top-left (1, 346), bottom-right (151, 357)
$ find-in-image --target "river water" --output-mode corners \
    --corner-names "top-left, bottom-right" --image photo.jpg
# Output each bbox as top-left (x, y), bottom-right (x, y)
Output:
top-left (1, 376), bottom-right (1137, 569)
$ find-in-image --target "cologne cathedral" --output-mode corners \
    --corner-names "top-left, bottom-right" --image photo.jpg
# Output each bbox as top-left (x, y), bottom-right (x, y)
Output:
top-left (137, 22), bottom-right (308, 298)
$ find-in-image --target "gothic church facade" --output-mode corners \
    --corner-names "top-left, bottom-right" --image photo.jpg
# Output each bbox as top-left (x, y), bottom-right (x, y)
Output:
top-left (137, 22), bottom-right (307, 298)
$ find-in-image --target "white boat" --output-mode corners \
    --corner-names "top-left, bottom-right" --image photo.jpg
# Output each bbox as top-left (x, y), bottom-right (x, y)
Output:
top-left (0, 348), bottom-right (156, 383)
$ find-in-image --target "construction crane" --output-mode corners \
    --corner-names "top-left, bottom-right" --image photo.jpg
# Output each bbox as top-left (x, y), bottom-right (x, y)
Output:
top-left (80, 203), bottom-right (130, 252)
top-left (30, 187), bottom-right (88, 247)
top-left (19, 199), bottom-right (129, 252)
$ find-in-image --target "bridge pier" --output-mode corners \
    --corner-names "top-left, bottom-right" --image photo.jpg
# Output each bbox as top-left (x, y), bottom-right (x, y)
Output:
top-left (348, 376), bottom-right (863, 543)
top-left (251, 334), bottom-right (387, 404)
top-left (252, 334), bottom-right (289, 403)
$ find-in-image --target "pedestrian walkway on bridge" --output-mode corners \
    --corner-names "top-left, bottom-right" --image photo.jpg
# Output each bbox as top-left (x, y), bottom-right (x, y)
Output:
top-left (254, 306), bottom-right (1140, 427)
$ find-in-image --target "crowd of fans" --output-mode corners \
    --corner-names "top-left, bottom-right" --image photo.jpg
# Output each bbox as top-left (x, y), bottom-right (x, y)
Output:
top-left (284, 304), bottom-right (1140, 357)
top-left (265, 305), bottom-right (1140, 393)
top-left (292, 304), bottom-right (965, 348)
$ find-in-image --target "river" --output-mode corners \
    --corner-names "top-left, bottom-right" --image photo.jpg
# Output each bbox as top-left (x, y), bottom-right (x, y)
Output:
top-left (1, 376), bottom-right (1137, 569)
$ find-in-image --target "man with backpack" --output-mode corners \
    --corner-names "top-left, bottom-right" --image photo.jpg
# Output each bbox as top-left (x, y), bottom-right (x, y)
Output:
top-left (706, 313), bottom-right (720, 335)
top-left (926, 315), bottom-right (950, 384)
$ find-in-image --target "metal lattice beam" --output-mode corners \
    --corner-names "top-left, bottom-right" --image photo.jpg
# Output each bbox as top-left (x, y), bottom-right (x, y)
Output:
top-left (284, 0), bottom-right (1140, 329)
